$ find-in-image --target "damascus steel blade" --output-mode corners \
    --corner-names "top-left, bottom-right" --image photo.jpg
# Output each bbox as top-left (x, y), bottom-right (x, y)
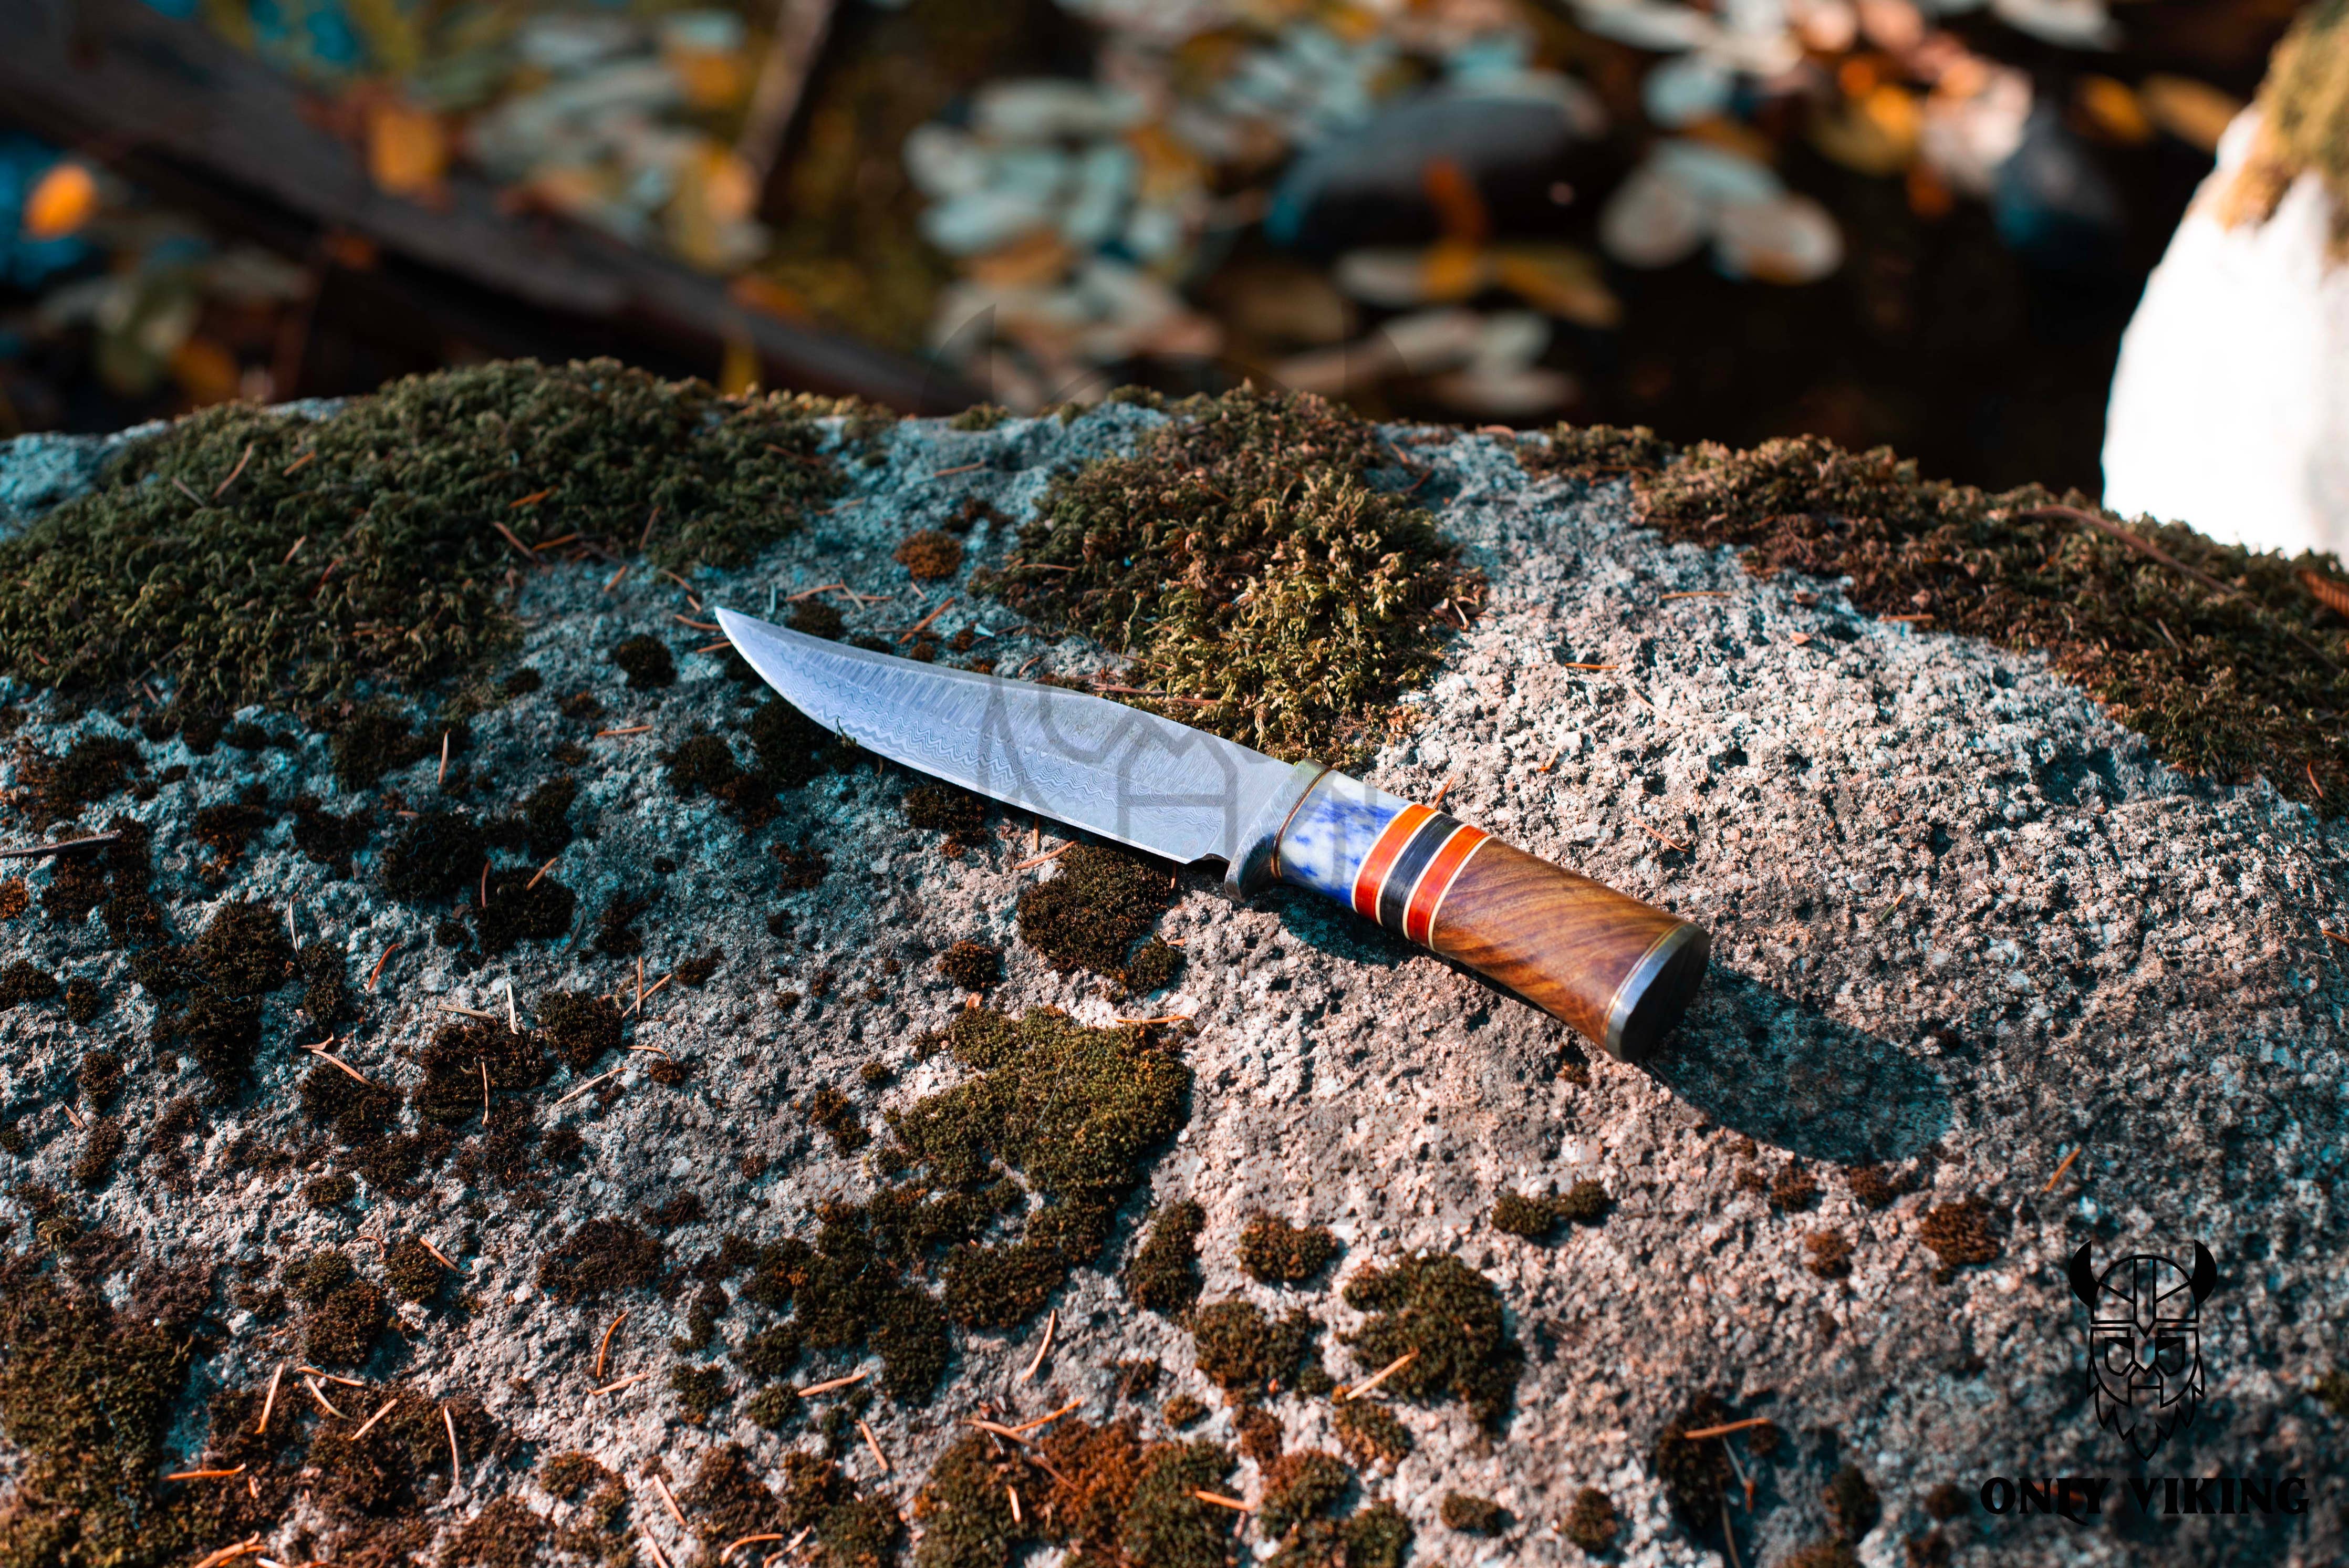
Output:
top-left (716, 608), bottom-right (1303, 870)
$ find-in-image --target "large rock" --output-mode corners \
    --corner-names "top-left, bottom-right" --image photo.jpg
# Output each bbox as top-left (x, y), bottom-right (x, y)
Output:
top-left (0, 384), bottom-right (2341, 1568)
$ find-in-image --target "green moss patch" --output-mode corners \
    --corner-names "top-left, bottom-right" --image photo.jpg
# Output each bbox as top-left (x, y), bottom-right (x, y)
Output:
top-left (0, 1258), bottom-right (205, 1568)
top-left (1127, 1199), bottom-right (1206, 1316)
top-left (1190, 1301), bottom-right (1324, 1403)
top-left (1918, 1196), bottom-right (2001, 1273)
top-left (1563, 1487), bottom-right (1619, 1551)
top-left (1490, 1180), bottom-right (1610, 1240)
top-left (1331, 1398), bottom-right (1411, 1467)
top-left (1016, 843), bottom-right (1182, 990)
top-left (537, 1218), bottom-right (666, 1303)
top-left (1532, 426), bottom-right (2349, 812)
top-left (1236, 1216), bottom-right (1339, 1284)
top-left (1341, 1254), bottom-right (1522, 1427)
top-left (977, 388), bottom-right (1475, 764)
top-left (0, 360), bottom-right (845, 709)
top-left (2220, 0), bottom-right (2349, 252)
top-left (884, 1007), bottom-right (1189, 1330)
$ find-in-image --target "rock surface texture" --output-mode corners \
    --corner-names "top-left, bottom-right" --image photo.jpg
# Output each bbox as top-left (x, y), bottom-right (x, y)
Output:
top-left (0, 378), bottom-right (2342, 1568)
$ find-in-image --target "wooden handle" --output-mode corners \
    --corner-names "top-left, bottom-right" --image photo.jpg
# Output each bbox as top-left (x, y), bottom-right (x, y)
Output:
top-left (1274, 770), bottom-right (1708, 1059)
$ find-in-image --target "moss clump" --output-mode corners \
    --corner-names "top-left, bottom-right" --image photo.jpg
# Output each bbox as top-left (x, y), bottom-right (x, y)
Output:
top-left (384, 1237), bottom-right (444, 1302)
top-left (1016, 843), bottom-right (1180, 987)
top-left (791, 599), bottom-right (846, 639)
top-left (1162, 1393), bottom-right (1208, 1428)
top-left (895, 529), bottom-right (965, 581)
top-left (2219, 0), bottom-right (2349, 252)
top-left (779, 1450), bottom-right (903, 1568)
top-left (519, 777), bottom-right (577, 857)
top-left (379, 811), bottom-right (487, 902)
top-left (1806, 1230), bottom-right (1855, 1279)
top-left (1236, 1216), bottom-right (1338, 1284)
top-left (305, 1172), bottom-right (358, 1209)
top-left (537, 1218), bottom-right (666, 1303)
top-left (0, 360), bottom-right (844, 707)
top-left (146, 898), bottom-right (296, 1092)
top-left (1596, 432), bottom-right (2349, 811)
top-left (1190, 1302), bottom-right (1322, 1403)
top-left (1917, 1196), bottom-right (2001, 1271)
top-left (1652, 1393), bottom-right (1768, 1547)
top-left (298, 944), bottom-right (348, 1026)
top-left (912, 1431), bottom-right (1047, 1568)
top-left (292, 796), bottom-right (372, 878)
top-left (1040, 1422), bottom-right (1236, 1568)
top-left (79, 1047), bottom-right (129, 1104)
top-left (1846, 1165), bottom-right (1903, 1209)
top-left (1491, 1179), bottom-right (1612, 1240)
top-left (539, 990), bottom-right (623, 1072)
top-left (291, 1250), bottom-right (390, 1367)
top-left (611, 635), bottom-right (677, 689)
top-left (1341, 1254), bottom-right (1521, 1427)
top-left (1128, 1199), bottom-right (1207, 1315)
top-left (681, 1442), bottom-right (788, 1549)
top-left (1785, 1543), bottom-right (1863, 1568)
top-left (949, 404), bottom-right (1008, 432)
top-left (889, 1007), bottom-right (1190, 1330)
top-left (70, 1118), bottom-right (124, 1190)
top-left (471, 868), bottom-right (576, 953)
top-left (0, 880), bottom-right (25, 919)
top-left (1824, 1463), bottom-right (1880, 1540)
top-left (1440, 1491), bottom-right (1506, 1533)
top-left (978, 387), bottom-right (1473, 764)
top-left (938, 940), bottom-right (1002, 992)
top-left (737, 1211), bottom-right (951, 1402)
top-left (1259, 1449), bottom-right (1352, 1540)
top-left (0, 1261), bottom-right (205, 1566)
top-left (1563, 1486), bottom-right (1619, 1550)
top-left (289, 1383), bottom-right (496, 1522)
top-left (414, 1019), bottom-right (552, 1126)
top-left (12, 735), bottom-right (140, 828)
top-left (1521, 422), bottom-right (1673, 479)
top-left (903, 783), bottom-right (988, 836)
top-left (0, 963), bottom-right (57, 1008)
top-left (804, 1086), bottom-right (871, 1152)
top-left (441, 1496), bottom-right (548, 1567)
top-left (1772, 1165), bottom-right (1822, 1210)
top-left (1330, 1397), bottom-right (1411, 1467)
top-left (670, 1362), bottom-right (732, 1422)
top-left (329, 704), bottom-right (431, 790)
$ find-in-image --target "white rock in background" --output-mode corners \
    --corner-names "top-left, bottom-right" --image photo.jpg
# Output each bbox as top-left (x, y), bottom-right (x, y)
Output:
top-left (1990, 0), bottom-right (2117, 49)
top-left (1598, 159), bottom-right (1712, 268)
top-left (1643, 52), bottom-right (1737, 128)
top-left (2102, 110), bottom-right (2349, 559)
top-left (903, 124), bottom-right (990, 200)
top-left (973, 79), bottom-right (1146, 142)
top-left (1714, 191), bottom-right (1844, 282)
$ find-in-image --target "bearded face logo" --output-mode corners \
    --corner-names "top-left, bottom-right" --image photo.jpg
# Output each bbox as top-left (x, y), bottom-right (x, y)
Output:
top-left (2067, 1242), bottom-right (2218, 1459)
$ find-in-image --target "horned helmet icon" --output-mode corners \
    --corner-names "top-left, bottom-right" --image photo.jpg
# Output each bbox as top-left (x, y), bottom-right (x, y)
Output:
top-left (2067, 1242), bottom-right (2218, 1459)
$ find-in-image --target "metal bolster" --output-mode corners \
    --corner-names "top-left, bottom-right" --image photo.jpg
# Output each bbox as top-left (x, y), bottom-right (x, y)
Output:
top-left (1222, 760), bottom-right (1330, 897)
top-left (1603, 921), bottom-right (1702, 1059)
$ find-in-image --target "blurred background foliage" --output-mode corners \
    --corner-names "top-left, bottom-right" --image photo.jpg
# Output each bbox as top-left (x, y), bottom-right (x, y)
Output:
top-left (0, 0), bottom-right (2310, 494)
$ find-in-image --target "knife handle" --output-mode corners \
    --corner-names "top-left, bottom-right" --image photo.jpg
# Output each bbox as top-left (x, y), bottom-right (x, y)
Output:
top-left (1272, 769), bottom-right (1708, 1059)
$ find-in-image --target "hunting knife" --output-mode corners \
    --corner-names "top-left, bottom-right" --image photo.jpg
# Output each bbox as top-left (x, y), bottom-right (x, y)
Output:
top-left (719, 609), bottom-right (1709, 1059)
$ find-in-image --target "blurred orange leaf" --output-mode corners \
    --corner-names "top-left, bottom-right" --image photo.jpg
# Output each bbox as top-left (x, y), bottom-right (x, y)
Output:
top-left (23, 162), bottom-right (98, 241)
top-left (2137, 75), bottom-right (2243, 154)
top-left (366, 98), bottom-right (448, 201)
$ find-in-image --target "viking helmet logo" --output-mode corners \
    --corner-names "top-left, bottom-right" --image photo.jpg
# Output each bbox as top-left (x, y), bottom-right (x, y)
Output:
top-left (2067, 1242), bottom-right (2218, 1458)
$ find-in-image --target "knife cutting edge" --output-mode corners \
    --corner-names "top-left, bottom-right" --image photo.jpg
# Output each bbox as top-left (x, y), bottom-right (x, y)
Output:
top-left (716, 608), bottom-right (1709, 1060)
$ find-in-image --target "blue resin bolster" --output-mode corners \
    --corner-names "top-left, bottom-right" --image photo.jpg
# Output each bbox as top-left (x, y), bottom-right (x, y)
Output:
top-left (1274, 770), bottom-right (1414, 906)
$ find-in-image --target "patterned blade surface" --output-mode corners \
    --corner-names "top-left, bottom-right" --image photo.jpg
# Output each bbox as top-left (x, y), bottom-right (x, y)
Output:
top-left (716, 608), bottom-right (1298, 867)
